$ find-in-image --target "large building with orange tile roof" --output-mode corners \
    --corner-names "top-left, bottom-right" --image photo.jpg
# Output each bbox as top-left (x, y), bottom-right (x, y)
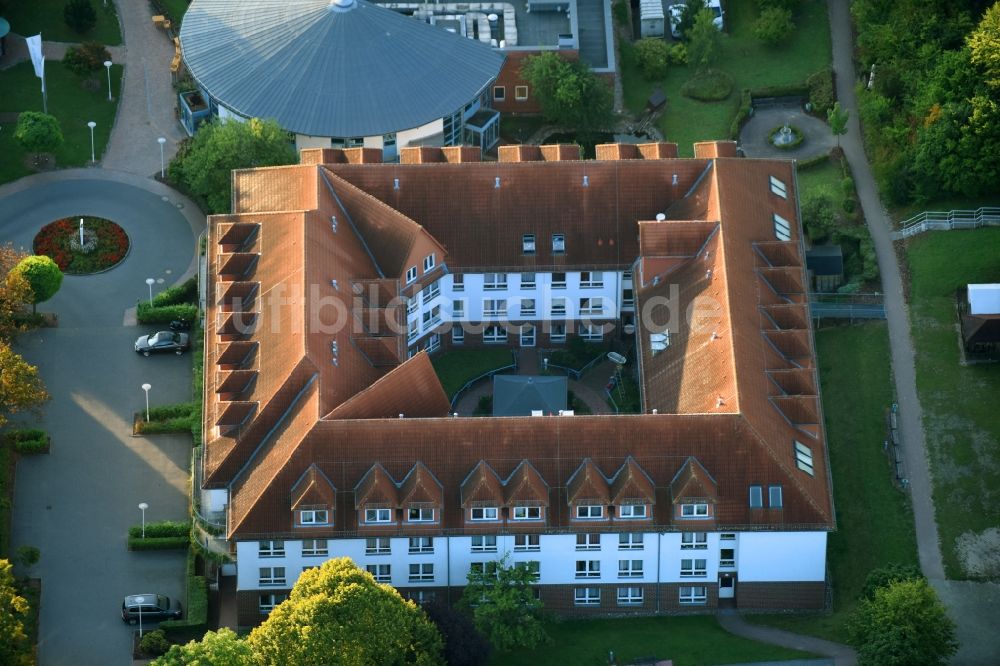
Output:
top-left (200, 141), bottom-right (834, 626)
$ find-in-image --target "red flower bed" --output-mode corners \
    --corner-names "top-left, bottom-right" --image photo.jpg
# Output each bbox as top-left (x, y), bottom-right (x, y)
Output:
top-left (33, 216), bottom-right (130, 274)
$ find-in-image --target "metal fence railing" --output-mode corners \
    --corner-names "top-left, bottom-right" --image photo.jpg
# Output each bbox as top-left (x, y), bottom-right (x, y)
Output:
top-left (893, 207), bottom-right (1000, 240)
top-left (448, 351), bottom-right (518, 411)
top-left (809, 293), bottom-right (886, 319)
top-left (544, 353), bottom-right (605, 381)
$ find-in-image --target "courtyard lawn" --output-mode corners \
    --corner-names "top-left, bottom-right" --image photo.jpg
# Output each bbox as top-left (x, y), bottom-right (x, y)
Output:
top-left (432, 349), bottom-right (515, 399)
top-left (750, 322), bottom-right (918, 642)
top-left (490, 615), bottom-right (817, 666)
top-left (906, 228), bottom-right (1000, 579)
top-left (3, 0), bottom-right (122, 45)
top-left (0, 60), bottom-right (123, 185)
top-left (621, 0), bottom-right (831, 156)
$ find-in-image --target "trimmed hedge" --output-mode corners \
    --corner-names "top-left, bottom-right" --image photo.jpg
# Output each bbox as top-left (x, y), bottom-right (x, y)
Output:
top-left (137, 302), bottom-right (198, 324)
top-left (160, 548), bottom-right (208, 641)
top-left (750, 82), bottom-right (810, 99)
top-left (148, 402), bottom-right (197, 420)
top-left (136, 402), bottom-right (197, 435)
top-left (152, 277), bottom-right (198, 308)
top-left (6, 429), bottom-right (49, 454)
top-left (729, 88), bottom-right (753, 139)
top-left (136, 417), bottom-right (194, 434)
top-left (128, 520), bottom-right (190, 539)
top-left (128, 535), bottom-right (190, 550)
top-left (806, 67), bottom-right (835, 114)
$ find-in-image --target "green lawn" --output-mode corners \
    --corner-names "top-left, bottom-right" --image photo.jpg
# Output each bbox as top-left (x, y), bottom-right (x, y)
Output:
top-left (0, 60), bottom-right (123, 184)
top-left (3, 0), bottom-right (122, 45)
top-left (893, 194), bottom-right (1000, 226)
top-left (750, 322), bottom-right (918, 642)
top-left (622, 0), bottom-right (831, 156)
top-left (432, 349), bottom-right (515, 399)
top-left (160, 0), bottom-right (191, 26)
top-left (500, 115), bottom-right (548, 144)
top-left (797, 159), bottom-right (845, 208)
top-left (491, 616), bottom-right (817, 666)
top-left (906, 228), bottom-right (1000, 579)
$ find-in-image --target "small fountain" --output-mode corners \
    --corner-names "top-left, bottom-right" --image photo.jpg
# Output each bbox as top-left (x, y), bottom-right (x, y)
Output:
top-left (770, 123), bottom-right (802, 150)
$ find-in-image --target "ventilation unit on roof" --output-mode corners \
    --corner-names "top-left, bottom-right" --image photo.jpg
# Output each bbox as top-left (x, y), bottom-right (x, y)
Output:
top-left (656, 213), bottom-right (666, 221)
top-left (649, 331), bottom-right (670, 354)
top-left (330, 279), bottom-right (339, 291)
top-left (495, 176), bottom-right (501, 189)
top-left (583, 175), bottom-right (589, 187)
top-left (330, 215), bottom-right (337, 232)
top-left (531, 410), bottom-right (544, 417)
top-left (672, 174), bottom-right (679, 186)
top-left (393, 178), bottom-right (400, 190)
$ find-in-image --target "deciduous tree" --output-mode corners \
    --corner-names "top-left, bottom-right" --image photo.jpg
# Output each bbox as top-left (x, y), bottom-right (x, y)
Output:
top-left (687, 8), bottom-right (722, 69)
top-left (13, 112), bottom-right (64, 156)
top-left (423, 600), bottom-right (492, 666)
top-left (460, 555), bottom-right (548, 652)
top-left (827, 102), bottom-right (849, 147)
top-left (151, 628), bottom-right (253, 665)
top-left (633, 38), bottom-right (671, 80)
top-left (12, 255), bottom-right (63, 314)
top-left (0, 341), bottom-right (49, 429)
top-left (753, 6), bottom-right (795, 47)
top-left (0, 560), bottom-right (32, 666)
top-left (1, 245), bottom-right (32, 339)
top-left (520, 52), bottom-right (614, 142)
top-left (967, 2), bottom-right (1000, 88)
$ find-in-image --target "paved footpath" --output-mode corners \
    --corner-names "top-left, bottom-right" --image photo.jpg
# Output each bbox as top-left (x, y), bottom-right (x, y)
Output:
top-left (718, 612), bottom-right (855, 666)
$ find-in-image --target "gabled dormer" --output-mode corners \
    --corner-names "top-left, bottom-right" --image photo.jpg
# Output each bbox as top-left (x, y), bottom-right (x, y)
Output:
top-left (566, 459), bottom-right (611, 521)
top-left (398, 462), bottom-right (443, 525)
top-left (290, 464), bottom-right (336, 528)
top-left (504, 460), bottom-right (549, 523)
top-left (669, 456), bottom-right (717, 522)
top-left (460, 461), bottom-right (504, 523)
top-left (609, 456), bottom-right (655, 521)
top-left (355, 463), bottom-right (399, 527)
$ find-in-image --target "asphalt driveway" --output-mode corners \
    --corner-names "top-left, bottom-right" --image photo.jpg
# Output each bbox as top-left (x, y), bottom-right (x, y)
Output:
top-left (1, 175), bottom-right (202, 665)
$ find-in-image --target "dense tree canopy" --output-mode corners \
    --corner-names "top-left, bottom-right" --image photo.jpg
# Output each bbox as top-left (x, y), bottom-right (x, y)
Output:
top-left (687, 8), bottom-right (722, 69)
top-left (12, 256), bottom-right (63, 313)
top-left (0, 341), bottom-right (49, 429)
top-left (422, 600), bottom-right (492, 666)
top-left (460, 556), bottom-right (548, 652)
top-left (520, 52), bottom-right (614, 141)
top-left (0, 560), bottom-right (32, 666)
top-left (152, 628), bottom-right (254, 666)
top-left (13, 112), bottom-right (64, 155)
top-left (168, 117), bottom-right (297, 214)
top-left (1, 245), bottom-right (32, 339)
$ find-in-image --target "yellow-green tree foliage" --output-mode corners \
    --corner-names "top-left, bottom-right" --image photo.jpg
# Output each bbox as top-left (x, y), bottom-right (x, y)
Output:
top-left (0, 341), bottom-right (49, 429)
top-left (0, 560), bottom-right (32, 666)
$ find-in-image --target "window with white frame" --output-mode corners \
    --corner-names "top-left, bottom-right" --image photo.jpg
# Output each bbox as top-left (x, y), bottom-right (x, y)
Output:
top-left (493, 85), bottom-right (505, 102)
top-left (580, 324), bottom-right (604, 341)
top-left (580, 271), bottom-right (604, 288)
top-left (409, 563), bottom-right (434, 582)
top-left (407, 297), bottom-right (418, 315)
top-left (749, 485), bottom-right (763, 508)
top-left (452, 273), bottom-right (464, 291)
top-left (423, 253), bottom-right (435, 272)
top-left (470, 506), bottom-right (499, 521)
top-left (574, 587), bottom-right (600, 606)
top-left (366, 564), bottom-right (391, 583)
top-left (551, 298), bottom-right (567, 316)
top-left (794, 440), bottom-right (815, 475)
top-left (452, 324), bottom-right (465, 344)
top-left (515, 85), bottom-right (528, 101)
top-left (618, 504), bottom-right (647, 519)
top-left (258, 540), bottom-right (285, 557)
top-left (406, 266), bottom-right (418, 283)
top-left (515, 534), bottom-right (541, 551)
top-left (680, 503), bottom-right (709, 518)
top-left (484, 273), bottom-right (507, 290)
top-left (521, 272), bottom-right (536, 289)
top-left (470, 561), bottom-right (499, 577)
top-left (408, 537), bottom-right (433, 554)
top-left (576, 533), bottom-right (601, 550)
top-left (769, 485), bottom-right (783, 508)
top-left (681, 532), bottom-right (708, 549)
top-left (679, 586), bottom-right (707, 604)
top-left (364, 508), bottom-right (392, 524)
top-left (259, 567), bottom-right (286, 586)
top-left (720, 533), bottom-right (736, 540)
top-left (259, 593), bottom-right (287, 614)
top-left (483, 326), bottom-right (506, 344)
top-left (770, 175), bottom-right (787, 198)
top-left (453, 299), bottom-right (465, 318)
top-left (552, 234), bottom-right (565, 254)
top-left (622, 288), bottom-right (635, 309)
top-left (550, 323), bottom-right (566, 342)
top-left (298, 509), bottom-right (329, 526)
top-left (407, 507), bottom-right (435, 523)
top-left (425, 332), bottom-right (441, 353)
top-left (422, 305), bottom-right (441, 329)
top-left (522, 234), bottom-right (536, 254)
top-left (302, 539), bottom-right (328, 556)
top-left (720, 548), bottom-right (736, 568)
top-left (617, 586), bottom-right (644, 605)
top-left (421, 280), bottom-right (440, 303)
top-left (483, 299), bottom-right (507, 317)
top-left (471, 535), bottom-right (498, 552)
top-left (618, 559), bottom-right (643, 578)
top-left (512, 506), bottom-right (542, 521)
top-left (408, 319), bottom-right (418, 340)
top-left (619, 533), bottom-right (644, 550)
top-left (552, 272), bottom-right (567, 288)
top-left (576, 504), bottom-right (604, 520)
top-left (579, 297), bottom-right (603, 315)
top-left (365, 537), bottom-right (390, 555)
top-left (576, 560), bottom-right (600, 578)
top-left (680, 558), bottom-right (707, 577)
top-left (520, 299), bottom-right (536, 317)
top-left (773, 213), bottom-right (792, 241)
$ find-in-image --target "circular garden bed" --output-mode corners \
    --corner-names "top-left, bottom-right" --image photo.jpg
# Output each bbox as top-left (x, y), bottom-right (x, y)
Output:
top-left (33, 216), bottom-right (130, 274)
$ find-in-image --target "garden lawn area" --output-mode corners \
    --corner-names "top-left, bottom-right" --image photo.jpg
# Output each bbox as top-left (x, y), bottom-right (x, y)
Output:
top-left (432, 349), bottom-right (515, 399)
top-left (3, 0), bottom-right (122, 45)
top-left (750, 322), bottom-right (918, 642)
top-left (159, 0), bottom-right (191, 26)
top-left (0, 60), bottom-right (123, 185)
top-left (621, 0), bottom-right (831, 156)
top-left (797, 159), bottom-right (846, 210)
top-left (892, 193), bottom-right (1000, 226)
top-left (906, 228), bottom-right (1000, 579)
top-left (500, 115), bottom-right (547, 143)
top-left (490, 615), bottom-right (817, 666)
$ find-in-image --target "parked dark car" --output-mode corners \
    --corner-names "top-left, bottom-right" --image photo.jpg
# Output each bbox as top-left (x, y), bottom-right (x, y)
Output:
top-left (134, 331), bottom-right (190, 356)
top-left (121, 594), bottom-right (182, 624)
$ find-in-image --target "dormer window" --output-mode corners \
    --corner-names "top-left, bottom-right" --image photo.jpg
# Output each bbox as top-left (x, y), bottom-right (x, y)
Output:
top-left (423, 253), bottom-right (435, 272)
top-left (470, 506), bottom-right (499, 521)
top-left (576, 505), bottom-right (604, 520)
top-left (298, 509), bottom-right (329, 526)
top-left (407, 507), bottom-right (435, 523)
top-left (522, 234), bottom-right (536, 255)
top-left (769, 485), bottom-right (783, 508)
top-left (749, 485), bottom-right (763, 508)
top-left (552, 234), bottom-right (565, 254)
top-left (406, 266), bottom-right (418, 283)
top-left (680, 503), bottom-right (709, 518)
top-left (512, 506), bottom-right (542, 521)
top-left (364, 508), bottom-right (393, 524)
top-left (618, 504), bottom-right (647, 519)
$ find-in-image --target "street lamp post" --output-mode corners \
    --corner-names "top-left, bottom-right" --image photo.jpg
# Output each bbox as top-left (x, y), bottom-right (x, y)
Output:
top-left (103, 60), bottom-right (113, 101)
top-left (138, 502), bottom-right (149, 538)
top-left (141, 383), bottom-right (152, 422)
top-left (87, 121), bottom-right (96, 163)
top-left (157, 137), bottom-right (166, 179)
top-left (145, 278), bottom-right (155, 306)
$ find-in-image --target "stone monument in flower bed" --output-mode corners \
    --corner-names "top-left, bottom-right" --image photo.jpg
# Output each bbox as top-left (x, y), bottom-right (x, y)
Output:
top-left (33, 216), bottom-right (130, 274)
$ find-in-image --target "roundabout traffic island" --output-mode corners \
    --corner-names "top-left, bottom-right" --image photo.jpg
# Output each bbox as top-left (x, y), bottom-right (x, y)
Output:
top-left (32, 216), bottom-right (131, 274)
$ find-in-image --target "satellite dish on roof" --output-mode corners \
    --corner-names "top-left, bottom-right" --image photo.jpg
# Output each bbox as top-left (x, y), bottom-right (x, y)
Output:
top-left (607, 352), bottom-right (627, 365)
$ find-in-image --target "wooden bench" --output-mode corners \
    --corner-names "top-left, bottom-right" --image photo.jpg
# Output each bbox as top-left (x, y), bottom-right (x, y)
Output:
top-left (152, 15), bottom-right (172, 30)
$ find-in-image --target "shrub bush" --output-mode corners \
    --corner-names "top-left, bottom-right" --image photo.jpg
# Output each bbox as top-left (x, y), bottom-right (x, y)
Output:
top-left (681, 68), bottom-right (734, 101)
top-left (612, 0), bottom-right (628, 27)
top-left (729, 89), bottom-right (753, 139)
top-left (147, 402), bottom-right (197, 420)
top-left (800, 189), bottom-right (837, 244)
top-left (750, 82), bottom-right (809, 98)
top-left (806, 68), bottom-right (835, 114)
top-left (135, 417), bottom-right (194, 435)
top-left (63, 42), bottom-right (111, 76)
top-left (64, 0), bottom-right (97, 33)
top-left (669, 42), bottom-right (689, 65)
top-left (136, 302), bottom-right (198, 324)
top-left (753, 6), bottom-right (795, 47)
top-left (128, 520), bottom-right (191, 539)
top-left (160, 549), bottom-right (208, 640)
top-left (6, 428), bottom-right (49, 454)
top-left (139, 629), bottom-right (171, 657)
top-left (152, 277), bottom-right (198, 307)
top-left (633, 38), bottom-right (671, 80)
top-left (128, 535), bottom-right (190, 550)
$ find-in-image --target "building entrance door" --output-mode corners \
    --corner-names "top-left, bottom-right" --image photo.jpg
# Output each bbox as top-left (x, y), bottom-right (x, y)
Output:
top-left (719, 574), bottom-right (736, 599)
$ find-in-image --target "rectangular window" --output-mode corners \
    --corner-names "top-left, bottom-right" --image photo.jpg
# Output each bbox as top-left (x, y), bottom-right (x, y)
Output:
top-left (422, 305), bottom-right (441, 328)
top-left (470, 561), bottom-right (498, 576)
top-left (680, 503), bottom-right (709, 518)
top-left (720, 533), bottom-right (736, 540)
top-left (298, 509), bottom-right (329, 525)
top-left (425, 334), bottom-right (440, 353)
top-left (365, 508), bottom-right (392, 524)
top-left (720, 548), bottom-right (736, 568)
top-left (618, 533), bottom-right (644, 550)
top-left (618, 559), bottom-right (643, 578)
top-left (470, 507), bottom-right (499, 521)
top-left (365, 537), bottom-right (390, 555)
top-left (421, 280), bottom-right (440, 303)
top-left (483, 299), bottom-right (507, 317)
top-left (576, 533), bottom-right (601, 550)
top-left (680, 559), bottom-right (707, 577)
top-left (622, 270), bottom-right (633, 282)
top-left (679, 586), bottom-right (707, 605)
top-left (769, 485), bottom-right (783, 508)
top-left (514, 534), bottom-right (541, 551)
top-left (773, 213), bottom-right (792, 241)
top-left (794, 441), bottom-right (815, 476)
top-left (622, 288), bottom-right (635, 309)
top-left (550, 323), bottom-right (566, 342)
top-left (408, 537), bottom-right (433, 554)
top-left (515, 85), bottom-right (528, 101)
top-left (580, 324), bottom-right (604, 341)
top-left (522, 234), bottom-right (536, 254)
top-left (749, 485), bottom-right (763, 508)
top-left (493, 85), bottom-right (505, 101)
top-left (551, 272), bottom-right (567, 289)
top-left (302, 539), bottom-right (328, 557)
top-left (407, 507), bottom-right (435, 523)
top-left (617, 586), bottom-right (644, 605)
top-left (550, 298), bottom-right (567, 317)
top-left (574, 587), bottom-right (600, 606)
top-left (452, 274), bottom-right (464, 291)
top-left (407, 297), bottom-right (418, 315)
top-left (512, 506), bottom-right (541, 521)
top-left (483, 325), bottom-right (506, 344)
top-left (618, 504), bottom-right (646, 519)
top-left (259, 567), bottom-right (286, 586)
top-left (423, 253), bottom-right (435, 272)
top-left (259, 593), bottom-right (287, 614)
top-left (409, 563), bottom-right (434, 582)
top-left (579, 297), bottom-right (603, 315)
top-left (520, 272), bottom-right (536, 289)
top-left (483, 273), bottom-right (507, 290)
top-left (406, 266), bottom-right (418, 283)
top-left (408, 318), bottom-right (418, 340)
top-left (452, 324), bottom-right (465, 344)
top-left (580, 271), bottom-right (604, 288)
top-left (516, 560), bottom-right (541, 580)
top-left (681, 532), bottom-right (708, 550)
top-left (258, 540), bottom-right (285, 557)
top-left (452, 299), bottom-right (465, 318)
top-left (471, 535), bottom-right (498, 552)
top-left (552, 234), bottom-right (565, 254)
top-left (575, 560), bottom-right (600, 578)
top-left (576, 505), bottom-right (604, 519)
top-left (770, 175), bottom-right (787, 198)
top-left (520, 299), bottom-right (536, 317)
top-left (366, 564), bottom-right (391, 583)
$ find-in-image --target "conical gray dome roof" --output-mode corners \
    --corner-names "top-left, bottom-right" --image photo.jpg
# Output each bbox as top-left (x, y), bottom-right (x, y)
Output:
top-left (180, 0), bottom-right (506, 137)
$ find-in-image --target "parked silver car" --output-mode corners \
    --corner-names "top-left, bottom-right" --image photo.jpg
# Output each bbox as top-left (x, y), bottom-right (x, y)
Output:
top-left (121, 594), bottom-right (182, 624)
